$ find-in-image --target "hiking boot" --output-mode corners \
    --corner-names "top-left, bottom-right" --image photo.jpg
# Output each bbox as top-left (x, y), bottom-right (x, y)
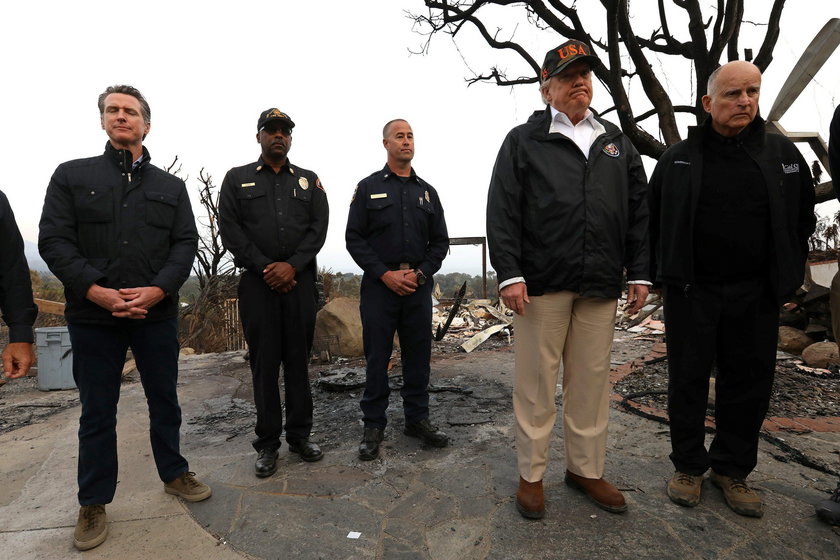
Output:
top-left (710, 471), bottom-right (764, 518)
top-left (359, 427), bottom-right (384, 461)
top-left (404, 418), bottom-right (449, 448)
top-left (815, 481), bottom-right (840, 525)
top-left (73, 504), bottom-right (107, 551)
top-left (667, 471), bottom-right (703, 507)
top-left (164, 471), bottom-right (212, 502)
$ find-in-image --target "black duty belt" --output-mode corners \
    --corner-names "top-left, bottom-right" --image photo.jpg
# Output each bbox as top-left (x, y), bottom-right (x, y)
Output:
top-left (385, 262), bottom-right (418, 271)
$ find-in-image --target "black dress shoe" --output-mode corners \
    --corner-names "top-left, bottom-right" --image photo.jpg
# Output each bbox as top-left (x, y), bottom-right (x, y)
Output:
top-left (404, 418), bottom-right (449, 448)
top-left (255, 448), bottom-right (279, 478)
top-left (358, 427), bottom-right (384, 461)
top-left (287, 439), bottom-right (324, 462)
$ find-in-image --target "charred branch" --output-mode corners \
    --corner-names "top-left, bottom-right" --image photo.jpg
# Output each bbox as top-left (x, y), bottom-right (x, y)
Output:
top-left (753, 0), bottom-right (786, 70)
top-left (411, 0), bottom-right (787, 158)
top-left (634, 105), bottom-right (697, 123)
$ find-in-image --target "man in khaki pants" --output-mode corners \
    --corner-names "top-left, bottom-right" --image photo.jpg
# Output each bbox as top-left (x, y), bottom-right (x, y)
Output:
top-left (487, 39), bottom-right (650, 519)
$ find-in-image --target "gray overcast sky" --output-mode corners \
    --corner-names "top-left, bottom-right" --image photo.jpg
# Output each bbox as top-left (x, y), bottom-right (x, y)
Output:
top-left (2, 1), bottom-right (839, 275)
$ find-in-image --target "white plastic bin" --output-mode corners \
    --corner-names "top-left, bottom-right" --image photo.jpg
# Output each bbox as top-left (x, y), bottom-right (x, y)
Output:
top-left (35, 327), bottom-right (76, 391)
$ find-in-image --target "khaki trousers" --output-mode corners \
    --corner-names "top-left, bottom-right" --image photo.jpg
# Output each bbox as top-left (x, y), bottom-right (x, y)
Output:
top-left (513, 291), bottom-right (617, 482)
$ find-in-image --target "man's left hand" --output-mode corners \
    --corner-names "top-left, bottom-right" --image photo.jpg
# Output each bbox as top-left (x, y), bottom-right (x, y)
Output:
top-left (625, 284), bottom-right (650, 314)
top-left (2, 342), bottom-right (35, 379)
top-left (114, 286), bottom-right (166, 319)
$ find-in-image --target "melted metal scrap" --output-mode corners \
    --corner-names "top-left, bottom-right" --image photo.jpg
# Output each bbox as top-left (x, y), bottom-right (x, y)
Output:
top-left (435, 281), bottom-right (467, 341)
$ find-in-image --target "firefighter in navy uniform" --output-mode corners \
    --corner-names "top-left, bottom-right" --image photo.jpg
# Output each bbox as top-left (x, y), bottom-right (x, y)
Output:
top-left (346, 119), bottom-right (449, 461)
top-left (219, 109), bottom-right (329, 478)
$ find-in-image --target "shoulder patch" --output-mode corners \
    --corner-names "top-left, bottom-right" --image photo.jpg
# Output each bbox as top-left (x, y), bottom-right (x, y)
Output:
top-left (316, 178), bottom-right (325, 191)
top-left (782, 163), bottom-right (800, 174)
top-left (351, 184), bottom-right (359, 203)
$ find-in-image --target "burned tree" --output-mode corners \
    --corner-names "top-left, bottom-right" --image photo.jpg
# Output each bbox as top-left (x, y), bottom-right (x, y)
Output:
top-left (181, 169), bottom-right (239, 353)
top-left (410, 0), bottom-right (785, 159)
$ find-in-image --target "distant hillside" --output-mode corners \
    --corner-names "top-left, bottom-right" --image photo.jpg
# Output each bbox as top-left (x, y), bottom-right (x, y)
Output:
top-left (24, 240), bottom-right (49, 272)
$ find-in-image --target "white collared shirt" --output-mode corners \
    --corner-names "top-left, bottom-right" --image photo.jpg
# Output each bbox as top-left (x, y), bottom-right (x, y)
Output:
top-left (548, 106), bottom-right (605, 159)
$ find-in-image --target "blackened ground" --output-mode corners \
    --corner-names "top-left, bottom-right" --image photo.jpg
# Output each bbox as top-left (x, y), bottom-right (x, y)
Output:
top-left (615, 354), bottom-right (840, 418)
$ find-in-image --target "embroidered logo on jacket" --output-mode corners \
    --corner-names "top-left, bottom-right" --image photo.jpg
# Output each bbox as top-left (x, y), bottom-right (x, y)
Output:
top-left (782, 163), bottom-right (800, 174)
top-left (602, 143), bottom-right (620, 158)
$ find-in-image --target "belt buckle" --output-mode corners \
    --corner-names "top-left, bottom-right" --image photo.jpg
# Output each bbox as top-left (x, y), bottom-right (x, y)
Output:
top-left (399, 262), bottom-right (411, 270)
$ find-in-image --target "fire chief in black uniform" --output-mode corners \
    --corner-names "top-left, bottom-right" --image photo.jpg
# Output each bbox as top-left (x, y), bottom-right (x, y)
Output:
top-left (346, 119), bottom-right (450, 461)
top-left (219, 109), bottom-right (329, 477)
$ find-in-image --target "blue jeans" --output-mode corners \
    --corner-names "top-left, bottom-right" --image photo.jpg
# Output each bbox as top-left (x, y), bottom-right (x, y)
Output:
top-left (69, 319), bottom-right (188, 505)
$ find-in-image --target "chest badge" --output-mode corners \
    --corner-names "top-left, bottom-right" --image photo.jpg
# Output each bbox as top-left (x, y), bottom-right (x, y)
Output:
top-left (602, 143), bottom-right (620, 158)
top-left (424, 190), bottom-right (430, 203)
top-left (299, 177), bottom-right (309, 190)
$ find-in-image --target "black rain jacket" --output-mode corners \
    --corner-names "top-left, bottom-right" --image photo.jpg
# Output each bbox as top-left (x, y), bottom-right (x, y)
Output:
top-left (648, 117), bottom-right (816, 303)
top-left (487, 107), bottom-right (650, 298)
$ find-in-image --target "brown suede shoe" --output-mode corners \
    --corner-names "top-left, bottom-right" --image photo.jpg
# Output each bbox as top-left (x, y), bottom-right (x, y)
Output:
top-left (565, 470), bottom-right (627, 513)
top-left (710, 471), bottom-right (764, 518)
top-left (667, 471), bottom-right (703, 507)
top-left (73, 504), bottom-right (107, 551)
top-left (516, 477), bottom-right (545, 519)
top-left (164, 471), bottom-right (212, 502)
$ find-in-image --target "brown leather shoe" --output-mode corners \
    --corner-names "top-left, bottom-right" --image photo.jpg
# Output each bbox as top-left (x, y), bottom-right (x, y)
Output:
top-left (516, 477), bottom-right (545, 519)
top-left (565, 470), bottom-right (627, 513)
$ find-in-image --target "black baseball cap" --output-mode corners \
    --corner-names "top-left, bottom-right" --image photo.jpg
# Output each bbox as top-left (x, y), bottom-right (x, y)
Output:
top-left (257, 108), bottom-right (295, 132)
top-left (541, 39), bottom-right (600, 80)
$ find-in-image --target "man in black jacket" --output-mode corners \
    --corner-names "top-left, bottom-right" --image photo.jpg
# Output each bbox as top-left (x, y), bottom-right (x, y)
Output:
top-left (649, 61), bottom-right (815, 518)
top-left (219, 108), bottom-right (329, 477)
top-left (39, 85), bottom-right (210, 551)
top-left (487, 40), bottom-right (650, 519)
top-left (817, 104), bottom-right (840, 526)
top-left (0, 190), bottom-right (37, 379)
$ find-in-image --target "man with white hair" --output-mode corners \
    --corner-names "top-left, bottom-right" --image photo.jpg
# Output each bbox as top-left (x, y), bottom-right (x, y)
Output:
top-left (649, 61), bottom-right (815, 518)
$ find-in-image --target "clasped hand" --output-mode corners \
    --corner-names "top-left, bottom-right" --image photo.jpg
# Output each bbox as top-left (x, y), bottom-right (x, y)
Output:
top-left (381, 270), bottom-right (418, 296)
top-left (263, 262), bottom-right (297, 293)
top-left (86, 284), bottom-right (165, 319)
